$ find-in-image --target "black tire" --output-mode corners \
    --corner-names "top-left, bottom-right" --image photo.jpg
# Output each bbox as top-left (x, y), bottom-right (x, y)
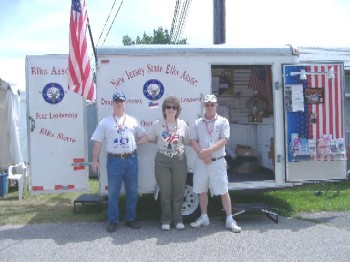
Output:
top-left (182, 173), bottom-right (200, 223)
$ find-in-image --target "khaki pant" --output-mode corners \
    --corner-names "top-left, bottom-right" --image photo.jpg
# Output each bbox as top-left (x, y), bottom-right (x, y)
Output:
top-left (155, 152), bottom-right (187, 225)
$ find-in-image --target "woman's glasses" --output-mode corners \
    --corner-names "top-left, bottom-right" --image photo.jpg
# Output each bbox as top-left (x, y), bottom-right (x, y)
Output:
top-left (165, 105), bottom-right (177, 110)
top-left (205, 103), bottom-right (215, 107)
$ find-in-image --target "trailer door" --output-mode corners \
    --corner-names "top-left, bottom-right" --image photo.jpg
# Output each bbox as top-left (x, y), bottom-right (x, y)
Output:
top-left (26, 55), bottom-right (89, 194)
top-left (283, 63), bottom-right (347, 181)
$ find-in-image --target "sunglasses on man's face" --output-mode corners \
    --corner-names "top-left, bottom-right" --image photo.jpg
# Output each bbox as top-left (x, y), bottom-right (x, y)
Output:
top-left (165, 106), bottom-right (177, 110)
top-left (205, 103), bottom-right (216, 107)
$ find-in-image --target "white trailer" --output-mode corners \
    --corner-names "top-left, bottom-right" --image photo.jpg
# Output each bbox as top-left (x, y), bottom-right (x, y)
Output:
top-left (25, 55), bottom-right (89, 194)
top-left (94, 45), bottom-right (348, 219)
top-left (26, 46), bottom-right (349, 221)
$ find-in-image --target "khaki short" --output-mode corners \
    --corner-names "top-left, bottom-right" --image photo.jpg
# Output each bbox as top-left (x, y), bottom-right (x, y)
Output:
top-left (192, 157), bottom-right (228, 196)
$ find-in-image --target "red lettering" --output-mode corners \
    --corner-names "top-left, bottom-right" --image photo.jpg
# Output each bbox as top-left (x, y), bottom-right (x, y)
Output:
top-left (31, 67), bottom-right (48, 75)
top-left (39, 128), bottom-right (54, 138)
top-left (35, 113), bottom-right (47, 119)
top-left (165, 64), bottom-right (179, 76)
top-left (110, 76), bottom-right (125, 88)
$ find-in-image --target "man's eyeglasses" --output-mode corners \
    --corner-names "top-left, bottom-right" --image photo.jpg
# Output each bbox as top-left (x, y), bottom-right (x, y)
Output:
top-left (165, 106), bottom-right (177, 110)
top-left (205, 103), bottom-right (216, 107)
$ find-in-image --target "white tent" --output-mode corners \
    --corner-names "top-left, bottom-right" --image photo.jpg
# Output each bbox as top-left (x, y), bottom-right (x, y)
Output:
top-left (0, 78), bottom-right (22, 172)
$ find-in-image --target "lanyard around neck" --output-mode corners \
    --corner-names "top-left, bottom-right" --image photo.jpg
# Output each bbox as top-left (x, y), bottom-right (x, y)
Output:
top-left (204, 114), bottom-right (216, 137)
top-left (205, 119), bottom-right (215, 137)
top-left (113, 114), bottom-right (126, 131)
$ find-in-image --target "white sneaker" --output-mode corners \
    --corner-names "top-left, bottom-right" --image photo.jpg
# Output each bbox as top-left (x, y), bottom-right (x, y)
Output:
top-left (175, 223), bottom-right (185, 230)
top-left (161, 224), bottom-right (170, 231)
top-left (190, 216), bottom-right (210, 228)
top-left (226, 220), bottom-right (241, 233)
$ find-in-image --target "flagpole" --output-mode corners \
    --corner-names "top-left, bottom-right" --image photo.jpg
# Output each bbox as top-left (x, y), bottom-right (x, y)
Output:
top-left (87, 18), bottom-right (98, 66)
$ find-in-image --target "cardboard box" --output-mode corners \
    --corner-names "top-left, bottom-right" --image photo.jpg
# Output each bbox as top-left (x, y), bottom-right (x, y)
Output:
top-left (233, 161), bottom-right (260, 173)
top-left (236, 144), bottom-right (256, 157)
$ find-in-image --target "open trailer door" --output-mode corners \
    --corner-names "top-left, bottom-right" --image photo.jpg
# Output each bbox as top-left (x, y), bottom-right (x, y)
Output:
top-left (283, 63), bottom-right (347, 182)
top-left (26, 55), bottom-right (89, 194)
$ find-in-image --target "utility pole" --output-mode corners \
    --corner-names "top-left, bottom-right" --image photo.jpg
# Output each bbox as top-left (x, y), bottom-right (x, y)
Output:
top-left (213, 0), bottom-right (225, 44)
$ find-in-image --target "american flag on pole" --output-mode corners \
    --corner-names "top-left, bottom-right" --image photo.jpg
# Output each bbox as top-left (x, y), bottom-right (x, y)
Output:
top-left (68, 0), bottom-right (95, 102)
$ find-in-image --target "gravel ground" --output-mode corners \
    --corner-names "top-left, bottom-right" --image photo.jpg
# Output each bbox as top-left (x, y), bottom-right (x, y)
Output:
top-left (1, 212), bottom-right (350, 262)
top-left (296, 211), bottom-right (350, 231)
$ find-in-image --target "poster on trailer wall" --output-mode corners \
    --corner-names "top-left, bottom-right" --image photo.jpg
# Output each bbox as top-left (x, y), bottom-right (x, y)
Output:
top-left (284, 64), bottom-right (346, 162)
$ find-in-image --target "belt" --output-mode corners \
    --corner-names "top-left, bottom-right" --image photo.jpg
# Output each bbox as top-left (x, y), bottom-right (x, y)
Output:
top-left (157, 148), bottom-right (184, 158)
top-left (211, 156), bottom-right (224, 161)
top-left (108, 151), bottom-right (135, 159)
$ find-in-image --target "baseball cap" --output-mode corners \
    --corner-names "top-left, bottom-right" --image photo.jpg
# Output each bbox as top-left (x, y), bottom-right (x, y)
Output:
top-left (112, 92), bottom-right (126, 102)
top-left (203, 94), bottom-right (217, 103)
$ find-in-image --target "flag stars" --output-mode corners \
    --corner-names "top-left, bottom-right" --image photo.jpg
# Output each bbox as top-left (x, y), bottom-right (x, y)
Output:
top-left (72, 0), bottom-right (82, 13)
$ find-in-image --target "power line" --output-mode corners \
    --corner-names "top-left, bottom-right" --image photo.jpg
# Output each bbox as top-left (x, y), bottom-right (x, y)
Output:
top-left (170, 0), bottom-right (180, 41)
top-left (175, 0), bottom-right (191, 42)
top-left (89, 0), bottom-right (123, 72)
top-left (170, 0), bottom-right (192, 43)
top-left (95, 0), bottom-right (124, 47)
top-left (101, 1), bottom-right (123, 46)
top-left (96, 0), bottom-right (118, 47)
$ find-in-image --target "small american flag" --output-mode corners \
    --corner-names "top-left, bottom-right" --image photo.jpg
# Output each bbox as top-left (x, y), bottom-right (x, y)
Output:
top-left (249, 66), bottom-right (266, 93)
top-left (68, 0), bottom-right (95, 101)
top-left (248, 66), bottom-right (273, 113)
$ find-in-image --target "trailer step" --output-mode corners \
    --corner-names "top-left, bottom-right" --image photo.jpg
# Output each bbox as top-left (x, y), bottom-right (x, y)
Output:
top-left (73, 194), bottom-right (104, 213)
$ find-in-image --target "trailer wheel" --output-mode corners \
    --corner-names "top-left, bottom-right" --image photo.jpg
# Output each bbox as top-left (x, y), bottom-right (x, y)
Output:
top-left (182, 174), bottom-right (200, 223)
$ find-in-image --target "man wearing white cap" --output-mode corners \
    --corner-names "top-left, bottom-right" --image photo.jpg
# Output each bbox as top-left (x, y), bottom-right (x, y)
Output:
top-left (190, 94), bottom-right (241, 233)
top-left (91, 92), bottom-right (146, 233)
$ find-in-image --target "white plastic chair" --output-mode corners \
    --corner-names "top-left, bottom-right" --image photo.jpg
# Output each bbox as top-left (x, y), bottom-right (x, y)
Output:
top-left (7, 162), bottom-right (27, 201)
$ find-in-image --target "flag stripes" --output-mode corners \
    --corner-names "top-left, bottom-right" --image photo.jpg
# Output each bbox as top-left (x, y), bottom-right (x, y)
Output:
top-left (307, 65), bottom-right (343, 139)
top-left (68, 0), bottom-right (95, 101)
top-left (248, 66), bottom-right (273, 113)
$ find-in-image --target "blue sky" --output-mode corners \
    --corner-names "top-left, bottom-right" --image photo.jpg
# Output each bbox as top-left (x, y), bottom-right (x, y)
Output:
top-left (1, 0), bottom-right (350, 90)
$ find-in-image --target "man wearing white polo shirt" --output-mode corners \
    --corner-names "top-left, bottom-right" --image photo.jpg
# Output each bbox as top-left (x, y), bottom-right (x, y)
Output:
top-left (190, 94), bottom-right (241, 233)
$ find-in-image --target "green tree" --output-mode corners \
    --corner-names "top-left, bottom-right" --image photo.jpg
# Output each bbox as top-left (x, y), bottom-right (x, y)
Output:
top-left (122, 27), bottom-right (187, 45)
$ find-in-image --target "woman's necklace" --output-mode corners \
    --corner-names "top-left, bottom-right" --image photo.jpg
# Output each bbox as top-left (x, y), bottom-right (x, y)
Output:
top-left (165, 120), bottom-right (178, 149)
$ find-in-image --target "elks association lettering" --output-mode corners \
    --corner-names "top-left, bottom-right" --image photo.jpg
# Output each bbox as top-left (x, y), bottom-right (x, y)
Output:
top-left (110, 63), bottom-right (199, 88)
top-left (31, 66), bottom-right (68, 75)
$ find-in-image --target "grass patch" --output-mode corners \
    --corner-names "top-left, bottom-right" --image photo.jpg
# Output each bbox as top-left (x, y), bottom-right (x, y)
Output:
top-left (0, 178), bottom-right (106, 225)
top-left (202, 182), bottom-right (350, 218)
top-left (1, 179), bottom-right (349, 225)
top-left (231, 182), bottom-right (350, 217)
